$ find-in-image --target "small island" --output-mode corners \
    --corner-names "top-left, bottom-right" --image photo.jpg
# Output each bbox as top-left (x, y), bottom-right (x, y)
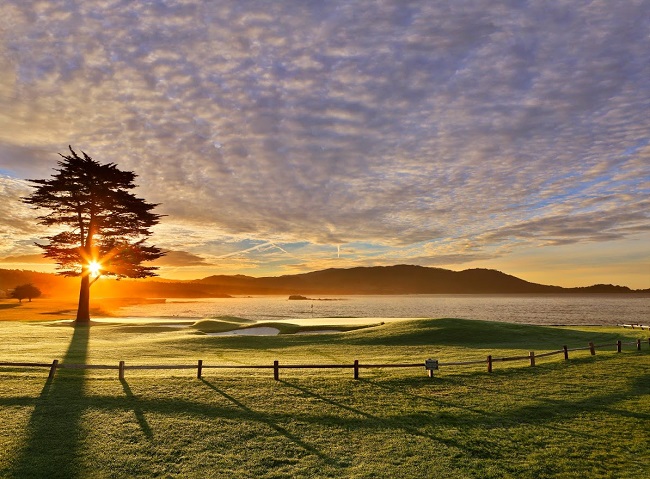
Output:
top-left (288, 295), bottom-right (344, 301)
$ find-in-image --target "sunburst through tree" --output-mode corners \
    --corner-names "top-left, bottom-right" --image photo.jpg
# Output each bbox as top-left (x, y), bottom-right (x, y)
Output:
top-left (22, 146), bottom-right (165, 323)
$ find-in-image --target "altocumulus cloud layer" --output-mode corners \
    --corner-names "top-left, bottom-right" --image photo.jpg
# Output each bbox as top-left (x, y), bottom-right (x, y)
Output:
top-left (0, 0), bottom-right (649, 285)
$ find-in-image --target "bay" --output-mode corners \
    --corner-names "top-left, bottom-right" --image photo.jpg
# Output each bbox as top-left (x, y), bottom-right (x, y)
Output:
top-left (114, 294), bottom-right (650, 326)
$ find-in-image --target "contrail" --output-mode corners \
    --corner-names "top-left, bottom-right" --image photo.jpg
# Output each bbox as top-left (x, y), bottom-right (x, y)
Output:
top-left (269, 242), bottom-right (292, 255)
top-left (215, 241), bottom-right (297, 259)
top-left (214, 242), bottom-right (274, 259)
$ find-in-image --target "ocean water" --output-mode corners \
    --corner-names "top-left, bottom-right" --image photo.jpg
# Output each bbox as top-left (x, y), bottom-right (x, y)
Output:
top-left (113, 294), bottom-right (650, 326)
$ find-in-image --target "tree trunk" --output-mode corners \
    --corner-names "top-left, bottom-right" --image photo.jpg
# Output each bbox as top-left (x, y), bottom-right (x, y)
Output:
top-left (76, 272), bottom-right (91, 323)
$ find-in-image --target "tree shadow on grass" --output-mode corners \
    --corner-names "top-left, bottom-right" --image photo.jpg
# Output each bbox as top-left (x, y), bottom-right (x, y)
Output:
top-left (10, 324), bottom-right (89, 479)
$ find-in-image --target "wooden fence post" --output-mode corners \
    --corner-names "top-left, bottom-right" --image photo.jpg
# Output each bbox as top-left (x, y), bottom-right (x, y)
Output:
top-left (197, 360), bottom-right (203, 379)
top-left (353, 360), bottom-right (359, 380)
top-left (563, 345), bottom-right (569, 360)
top-left (48, 359), bottom-right (58, 380)
top-left (589, 342), bottom-right (596, 355)
top-left (529, 351), bottom-right (535, 367)
top-left (617, 341), bottom-right (622, 353)
top-left (487, 355), bottom-right (492, 373)
top-left (637, 339), bottom-right (642, 351)
top-left (273, 360), bottom-right (279, 381)
top-left (119, 361), bottom-right (125, 380)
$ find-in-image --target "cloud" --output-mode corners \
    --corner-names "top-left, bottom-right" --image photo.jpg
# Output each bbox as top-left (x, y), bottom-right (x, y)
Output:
top-left (152, 250), bottom-right (211, 267)
top-left (0, 176), bottom-right (45, 255)
top-left (1, 0), bottom-right (650, 286)
top-left (477, 203), bottom-right (650, 247)
top-left (0, 253), bottom-right (50, 264)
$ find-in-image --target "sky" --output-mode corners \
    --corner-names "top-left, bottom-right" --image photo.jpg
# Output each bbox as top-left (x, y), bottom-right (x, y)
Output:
top-left (0, 0), bottom-right (649, 289)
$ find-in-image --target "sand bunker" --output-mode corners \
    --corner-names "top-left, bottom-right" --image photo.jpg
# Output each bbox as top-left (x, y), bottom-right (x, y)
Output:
top-left (206, 327), bottom-right (344, 336)
top-left (207, 327), bottom-right (280, 336)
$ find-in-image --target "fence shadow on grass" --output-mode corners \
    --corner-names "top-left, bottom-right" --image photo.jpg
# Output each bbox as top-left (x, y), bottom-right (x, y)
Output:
top-left (120, 379), bottom-right (154, 440)
top-left (199, 378), bottom-right (335, 465)
top-left (471, 360), bottom-right (650, 424)
top-left (11, 324), bottom-right (89, 479)
top-left (360, 358), bottom-right (650, 446)
top-left (279, 379), bottom-right (379, 421)
top-left (276, 378), bottom-right (503, 460)
top-left (357, 376), bottom-right (497, 419)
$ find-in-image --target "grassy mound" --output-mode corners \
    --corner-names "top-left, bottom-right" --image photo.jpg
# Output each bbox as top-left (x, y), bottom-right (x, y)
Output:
top-left (342, 317), bottom-right (624, 347)
top-left (191, 317), bottom-right (255, 333)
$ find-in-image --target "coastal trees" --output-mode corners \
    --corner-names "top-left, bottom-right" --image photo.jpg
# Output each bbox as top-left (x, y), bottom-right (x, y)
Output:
top-left (11, 283), bottom-right (41, 302)
top-left (22, 146), bottom-right (165, 323)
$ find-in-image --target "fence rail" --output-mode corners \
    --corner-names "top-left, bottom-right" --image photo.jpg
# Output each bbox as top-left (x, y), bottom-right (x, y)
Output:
top-left (1, 338), bottom-right (647, 381)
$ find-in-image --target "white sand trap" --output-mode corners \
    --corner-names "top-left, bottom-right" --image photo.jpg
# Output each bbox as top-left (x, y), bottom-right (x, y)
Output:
top-left (294, 329), bottom-right (342, 335)
top-left (284, 317), bottom-right (421, 326)
top-left (208, 327), bottom-right (280, 336)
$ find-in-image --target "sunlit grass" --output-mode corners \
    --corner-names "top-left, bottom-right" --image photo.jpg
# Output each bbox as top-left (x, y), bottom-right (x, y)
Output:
top-left (0, 297), bottom-right (141, 321)
top-left (0, 317), bottom-right (647, 368)
top-left (0, 318), bottom-right (648, 478)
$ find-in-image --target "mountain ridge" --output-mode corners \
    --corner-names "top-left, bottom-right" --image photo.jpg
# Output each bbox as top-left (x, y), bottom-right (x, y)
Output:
top-left (196, 264), bottom-right (643, 295)
top-left (0, 265), bottom-right (646, 298)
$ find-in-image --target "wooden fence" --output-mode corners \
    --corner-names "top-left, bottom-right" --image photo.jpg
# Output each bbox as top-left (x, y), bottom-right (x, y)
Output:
top-left (0, 339), bottom-right (647, 381)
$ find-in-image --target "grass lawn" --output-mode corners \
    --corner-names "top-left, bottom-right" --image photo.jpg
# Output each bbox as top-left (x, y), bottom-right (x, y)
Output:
top-left (0, 317), bottom-right (648, 478)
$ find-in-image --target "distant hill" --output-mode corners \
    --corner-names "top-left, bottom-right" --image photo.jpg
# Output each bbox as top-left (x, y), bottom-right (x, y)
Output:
top-left (196, 265), bottom-right (640, 295)
top-left (0, 269), bottom-right (228, 299)
top-left (0, 269), bottom-right (78, 298)
top-left (0, 265), bottom-right (642, 299)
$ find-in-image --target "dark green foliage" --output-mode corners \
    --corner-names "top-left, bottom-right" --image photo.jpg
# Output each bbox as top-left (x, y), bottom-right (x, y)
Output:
top-left (23, 147), bottom-right (164, 279)
top-left (22, 146), bottom-right (165, 321)
top-left (10, 283), bottom-right (41, 302)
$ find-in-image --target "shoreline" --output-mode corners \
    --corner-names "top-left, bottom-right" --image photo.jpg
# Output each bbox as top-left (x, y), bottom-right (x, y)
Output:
top-left (2, 293), bottom-right (648, 327)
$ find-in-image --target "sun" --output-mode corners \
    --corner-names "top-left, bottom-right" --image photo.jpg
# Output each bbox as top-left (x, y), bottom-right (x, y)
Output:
top-left (87, 260), bottom-right (102, 277)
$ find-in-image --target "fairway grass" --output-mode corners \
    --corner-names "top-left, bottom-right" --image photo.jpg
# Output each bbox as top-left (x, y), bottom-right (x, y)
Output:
top-left (0, 318), bottom-right (648, 478)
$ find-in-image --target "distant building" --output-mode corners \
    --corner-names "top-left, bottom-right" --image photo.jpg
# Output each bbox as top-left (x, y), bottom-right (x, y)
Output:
top-left (0, 289), bottom-right (7, 299)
